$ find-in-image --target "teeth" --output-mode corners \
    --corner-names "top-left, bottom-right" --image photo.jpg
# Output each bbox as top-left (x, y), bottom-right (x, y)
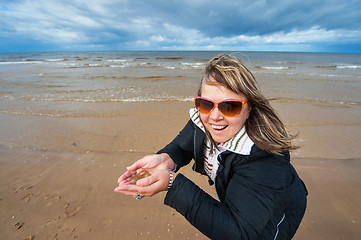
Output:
top-left (211, 125), bottom-right (227, 130)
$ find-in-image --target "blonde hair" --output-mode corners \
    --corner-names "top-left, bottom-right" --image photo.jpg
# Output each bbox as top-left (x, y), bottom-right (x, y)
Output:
top-left (198, 53), bottom-right (298, 154)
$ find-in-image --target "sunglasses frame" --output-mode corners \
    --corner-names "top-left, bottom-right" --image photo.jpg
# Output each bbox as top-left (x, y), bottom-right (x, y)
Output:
top-left (194, 96), bottom-right (248, 118)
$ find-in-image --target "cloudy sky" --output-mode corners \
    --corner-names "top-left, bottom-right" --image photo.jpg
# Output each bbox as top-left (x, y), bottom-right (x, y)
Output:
top-left (1, 0), bottom-right (360, 53)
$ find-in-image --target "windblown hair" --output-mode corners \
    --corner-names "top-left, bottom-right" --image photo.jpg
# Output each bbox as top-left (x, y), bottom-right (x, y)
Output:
top-left (198, 53), bottom-right (299, 154)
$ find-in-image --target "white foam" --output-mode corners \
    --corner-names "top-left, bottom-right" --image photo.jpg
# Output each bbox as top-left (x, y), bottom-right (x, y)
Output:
top-left (263, 66), bottom-right (289, 70)
top-left (337, 65), bottom-right (361, 69)
top-left (0, 61), bottom-right (43, 65)
top-left (106, 59), bottom-right (127, 62)
top-left (45, 59), bottom-right (65, 62)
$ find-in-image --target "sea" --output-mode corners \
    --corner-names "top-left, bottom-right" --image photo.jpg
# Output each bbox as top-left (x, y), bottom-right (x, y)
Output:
top-left (0, 51), bottom-right (360, 117)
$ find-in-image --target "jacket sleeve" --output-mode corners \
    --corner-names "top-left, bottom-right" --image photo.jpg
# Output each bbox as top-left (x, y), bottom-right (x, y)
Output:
top-left (164, 154), bottom-right (288, 240)
top-left (157, 119), bottom-right (196, 171)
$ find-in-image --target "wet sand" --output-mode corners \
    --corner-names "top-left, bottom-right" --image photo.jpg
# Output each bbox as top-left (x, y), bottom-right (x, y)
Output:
top-left (1, 101), bottom-right (361, 239)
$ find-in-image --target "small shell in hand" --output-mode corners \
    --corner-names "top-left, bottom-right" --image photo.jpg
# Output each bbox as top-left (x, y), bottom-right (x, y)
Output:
top-left (130, 170), bottom-right (151, 183)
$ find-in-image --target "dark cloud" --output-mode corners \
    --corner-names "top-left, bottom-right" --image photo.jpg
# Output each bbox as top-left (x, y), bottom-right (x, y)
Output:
top-left (0, 0), bottom-right (360, 52)
top-left (141, 0), bottom-right (361, 36)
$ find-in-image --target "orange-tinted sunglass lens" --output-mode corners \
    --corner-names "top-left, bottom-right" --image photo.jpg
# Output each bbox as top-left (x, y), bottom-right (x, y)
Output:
top-left (194, 97), bottom-right (247, 117)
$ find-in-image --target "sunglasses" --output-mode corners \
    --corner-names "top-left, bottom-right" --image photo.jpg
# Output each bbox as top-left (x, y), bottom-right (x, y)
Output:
top-left (194, 97), bottom-right (248, 118)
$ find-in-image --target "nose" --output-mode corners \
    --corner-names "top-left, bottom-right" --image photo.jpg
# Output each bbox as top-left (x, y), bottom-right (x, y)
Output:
top-left (209, 106), bottom-right (224, 121)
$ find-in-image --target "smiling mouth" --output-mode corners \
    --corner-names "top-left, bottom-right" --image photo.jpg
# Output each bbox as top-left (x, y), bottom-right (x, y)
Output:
top-left (211, 124), bottom-right (228, 130)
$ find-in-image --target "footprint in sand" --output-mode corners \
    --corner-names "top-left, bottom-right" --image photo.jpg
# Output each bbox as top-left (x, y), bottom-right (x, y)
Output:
top-left (44, 194), bottom-right (62, 206)
top-left (64, 202), bottom-right (82, 217)
top-left (24, 235), bottom-right (35, 240)
top-left (43, 216), bottom-right (61, 227)
top-left (15, 185), bottom-right (33, 193)
top-left (15, 221), bottom-right (24, 230)
top-left (22, 194), bottom-right (34, 203)
top-left (15, 185), bottom-right (34, 193)
top-left (53, 227), bottom-right (78, 239)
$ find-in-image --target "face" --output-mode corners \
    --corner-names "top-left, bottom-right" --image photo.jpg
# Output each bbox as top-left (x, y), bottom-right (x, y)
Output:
top-left (199, 79), bottom-right (251, 144)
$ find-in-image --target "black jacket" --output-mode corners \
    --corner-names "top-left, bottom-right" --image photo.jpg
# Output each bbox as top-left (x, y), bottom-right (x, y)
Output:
top-left (158, 120), bottom-right (307, 240)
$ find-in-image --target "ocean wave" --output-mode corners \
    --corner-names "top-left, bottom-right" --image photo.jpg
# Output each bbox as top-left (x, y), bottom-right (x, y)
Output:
top-left (253, 66), bottom-right (295, 70)
top-left (84, 63), bottom-right (102, 67)
top-left (284, 72), bottom-right (360, 79)
top-left (0, 56), bottom-right (212, 70)
top-left (270, 97), bottom-right (361, 106)
top-left (108, 65), bottom-right (124, 68)
top-left (106, 59), bottom-right (127, 62)
top-left (252, 64), bottom-right (361, 72)
top-left (67, 64), bottom-right (112, 68)
top-left (254, 70), bottom-right (361, 79)
top-left (0, 58), bottom-right (67, 65)
top-left (336, 65), bottom-right (361, 69)
top-left (52, 60), bottom-right (204, 70)
top-left (313, 65), bottom-right (361, 69)
top-left (275, 61), bottom-right (304, 65)
top-left (156, 57), bottom-right (183, 60)
top-left (3, 94), bottom-right (193, 103)
top-left (314, 65), bottom-right (337, 69)
top-left (45, 58), bottom-right (66, 62)
top-left (180, 62), bottom-right (205, 69)
top-left (0, 61), bottom-right (43, 65)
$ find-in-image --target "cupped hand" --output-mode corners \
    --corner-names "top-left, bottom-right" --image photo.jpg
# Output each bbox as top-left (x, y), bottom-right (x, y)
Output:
top-left (117, 153), bottom-right (175, 183)
top-left (114, 168), bottom-right (176, 197)
top-left (127, 153), bottom-right (175, 171)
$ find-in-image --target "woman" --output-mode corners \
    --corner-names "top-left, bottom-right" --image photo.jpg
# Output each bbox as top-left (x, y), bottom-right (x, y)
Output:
top-left (114, 54), bottom-right (307, 240)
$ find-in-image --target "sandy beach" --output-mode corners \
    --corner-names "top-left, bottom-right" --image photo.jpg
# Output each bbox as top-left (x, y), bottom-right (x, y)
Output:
top-left (0, 100), bottom-right (360, 240)
top-left (1, 51), bottom-right (361, 239)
